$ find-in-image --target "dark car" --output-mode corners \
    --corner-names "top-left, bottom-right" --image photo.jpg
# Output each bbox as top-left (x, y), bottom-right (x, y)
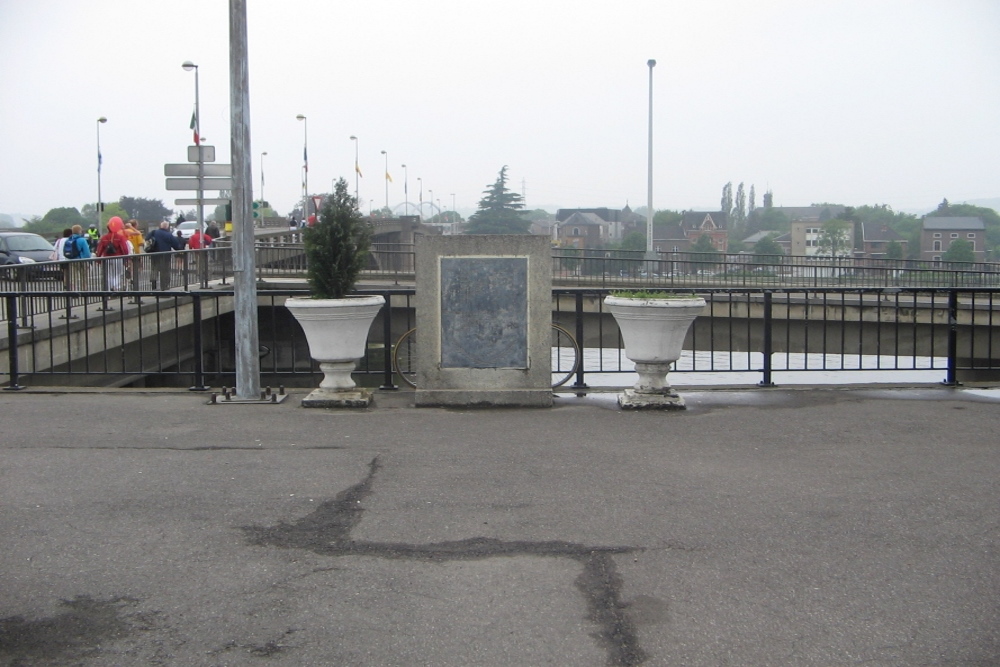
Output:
top-left (0, 231), bottom-right (60, 279)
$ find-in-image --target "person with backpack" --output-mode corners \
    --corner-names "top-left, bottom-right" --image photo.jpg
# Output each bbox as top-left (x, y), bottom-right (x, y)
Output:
top-left (95, 217), bottom-right (133, 290)
top-left (65, 224), bottom-right (91, 290)
top-left (145, 221), bottom-right (182, 289)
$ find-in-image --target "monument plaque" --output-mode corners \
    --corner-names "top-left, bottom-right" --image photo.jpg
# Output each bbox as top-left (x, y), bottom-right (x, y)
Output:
top-left (415, 235), bottom-right (553, 407)
top-left (440, 257), bottom-right (528, 368)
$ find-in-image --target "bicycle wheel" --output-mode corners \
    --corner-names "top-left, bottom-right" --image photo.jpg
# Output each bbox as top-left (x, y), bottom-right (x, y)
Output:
top-left (551, 323), bottom-right (581, 388)
top-left (394, 324), bottom-right (581, 389)
top-left (392, 328), bottom-right (418, 388)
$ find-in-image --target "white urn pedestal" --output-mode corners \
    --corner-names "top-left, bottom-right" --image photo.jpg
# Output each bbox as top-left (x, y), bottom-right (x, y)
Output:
top-left (604, 295), bottom-right (706, 410)
top-left (285, 295), bottom-right (385, 408)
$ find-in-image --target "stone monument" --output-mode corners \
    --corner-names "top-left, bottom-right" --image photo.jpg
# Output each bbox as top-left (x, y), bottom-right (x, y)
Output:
top-left (414, 235), bottom-right (553, 407)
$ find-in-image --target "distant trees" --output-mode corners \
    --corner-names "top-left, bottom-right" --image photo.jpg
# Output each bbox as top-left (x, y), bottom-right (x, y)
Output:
top-left (690, 233), bottom-right (718, 254)
top-left (22, 207), bottom-right (87, 237)
top-left (752, 234), bottom-right (784, 262)
top-left (817, 219), bottom-right (853, 256)
top-left (119, 196), bottom-right (171, 224)
top-left (465, 166), bottom-right (530, 234)
top-left (942, 238), bottom-right (975, 263)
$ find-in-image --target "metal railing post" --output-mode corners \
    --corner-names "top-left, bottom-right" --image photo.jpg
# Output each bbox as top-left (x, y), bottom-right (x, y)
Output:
top-left (572, 291), bottom-right (589, 391)
top-left (4, 295), bottom-right (24, 390)
top-left (380, 290), bottom-right (398, 390)
top-left (943, 289), bottom-right (959, 386)
top-left (758, 291), bottom-right (775, 387)
top-left (189, 293), bottom-right (210, 391)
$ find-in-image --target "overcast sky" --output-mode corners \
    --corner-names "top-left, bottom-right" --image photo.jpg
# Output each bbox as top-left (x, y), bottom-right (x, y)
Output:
top-left (1, 0), bottom-right (998, 221)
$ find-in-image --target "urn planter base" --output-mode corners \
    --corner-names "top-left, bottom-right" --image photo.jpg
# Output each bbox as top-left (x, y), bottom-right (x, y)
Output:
top-left (618, 388), bottom-right (686, 410)
top-left (301, 387), bottom-right (374, 408)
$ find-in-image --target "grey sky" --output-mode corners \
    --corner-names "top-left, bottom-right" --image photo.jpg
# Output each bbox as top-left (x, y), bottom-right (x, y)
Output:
top-left (1, 0), bottom-right (998, 220)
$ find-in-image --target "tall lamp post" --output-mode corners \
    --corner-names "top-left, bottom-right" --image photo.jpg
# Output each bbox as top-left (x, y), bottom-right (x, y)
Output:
top-left (259, 151), bottom-right (267, 216)
top-left (402, 164), bottom-right (408, 216)
top-left (646, 58), bottom-right (656, 255)
top-left (182, 61), bottom-right (204, 236)
top-left (417, 177), bottom-right (423, 219)
top-left (429, 189), bottom-right (434, 220)
top-left (380, 150), bottom-right (389, 212)
top-left (296, 114), bottom-right (308, 220)
top-left (451, 193), bottom-right (456, 226)
top-left (96, 116), bottom-right (107, 227)
top-left (349, 135), bottom-right (359, 204)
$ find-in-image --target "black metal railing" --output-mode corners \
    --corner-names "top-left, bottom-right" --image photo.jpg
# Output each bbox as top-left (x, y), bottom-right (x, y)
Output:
top-left (3, 287), bottom-right (997, 391)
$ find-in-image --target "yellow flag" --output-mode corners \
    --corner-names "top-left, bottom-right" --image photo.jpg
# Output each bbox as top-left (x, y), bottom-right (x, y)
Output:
top-left (385, 171), bottom-right (393, 183)
top-left (355, 162), bottom-right (363, 177)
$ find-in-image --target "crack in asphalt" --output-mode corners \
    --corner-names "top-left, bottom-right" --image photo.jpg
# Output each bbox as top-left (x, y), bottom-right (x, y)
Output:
top-left (242, 456), bottom-right (648, 666)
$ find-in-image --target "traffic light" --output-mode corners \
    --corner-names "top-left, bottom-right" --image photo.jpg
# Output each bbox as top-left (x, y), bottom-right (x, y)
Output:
top-left (252, 200), bottom-right (261, 219)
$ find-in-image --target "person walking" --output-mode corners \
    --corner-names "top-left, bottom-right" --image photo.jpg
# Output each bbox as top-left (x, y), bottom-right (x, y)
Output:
top-left (65, 224), bottom-right (91, 290)
top-left (144, 221), bottom-right (182, 289)
top-left (123, 221), bottom-right (144, 291)
top-left (187, 227), bottom-right (212, 284)
top-left (51, 228), bottom-right (72, 289)
top-left (95, 217), bottom-right (133, 290)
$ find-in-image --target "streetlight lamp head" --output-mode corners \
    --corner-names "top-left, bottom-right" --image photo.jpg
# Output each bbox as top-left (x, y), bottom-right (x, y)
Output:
top-left (97, 117), bottom-right (107, 124)
top-left (401, 163), bottom-right (406, 168)
top-left (296, 114), bottom-right (306, 121)
top-left (182, 61), bottom-right (197, 71)
top-left (381, 150), bottom-right (386, 155)
top-left (350, 135), bottom-right (357, 140)
top-left (647, 59), bottom-right (656, 68)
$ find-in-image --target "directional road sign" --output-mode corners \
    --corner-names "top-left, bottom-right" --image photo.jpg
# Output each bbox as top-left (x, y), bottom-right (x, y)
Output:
top-left (187, 145), bottom-right (216, 162)
top-left (164, 164), bottom-right (232, 177)
top-left (165, 177), bottom-right (234, 191)
top-left (174, 198), bottom-right (231, 206)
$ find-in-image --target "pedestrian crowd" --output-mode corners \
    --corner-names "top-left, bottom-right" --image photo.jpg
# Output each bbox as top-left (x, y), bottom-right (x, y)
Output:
top-left (51, 217), bottom-right (221, 291)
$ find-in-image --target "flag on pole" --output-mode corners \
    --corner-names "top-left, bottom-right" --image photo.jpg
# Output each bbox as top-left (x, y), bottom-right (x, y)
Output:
top-left (303, 145), bottom-right (308, 172)
top-left (385, 171), bottom-right (393, 183)
top-left (98, 150), bottom-right (102, 173)
top-left (190, 108), bottom-right (200, 145)
top-left (355, 162), bottom-right (363, 178)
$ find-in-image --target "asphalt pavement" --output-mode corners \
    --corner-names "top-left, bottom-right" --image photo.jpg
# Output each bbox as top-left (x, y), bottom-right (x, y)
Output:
top-left (1, 386), bottom-right (998, 666)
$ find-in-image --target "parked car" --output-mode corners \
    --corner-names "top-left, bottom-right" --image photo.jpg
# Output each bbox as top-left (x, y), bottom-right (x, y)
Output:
top-left (174, 221), bottom-right (201, 239)
top-left (0, 231), bottom-right (60, 278)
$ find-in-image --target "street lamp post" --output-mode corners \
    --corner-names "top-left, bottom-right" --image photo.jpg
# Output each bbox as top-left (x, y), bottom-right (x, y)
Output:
top-left (429, 189), bottom-right (434, 220)
top-left (182, 61), bottom-right (204, 236)
top-left (450, 193), bottom-right (456, 224)
top-left (380, 150), bottom-right (389, 212)
top-left (417, 177), bottom-right (423, 219)
top-left (260, 151), bottom-right (267, 224)
top-left (96, 116), bottom-right (107, 227)
top-left (402, 164), bottom-right (408, 216)
top-left (350, 135), bottom-right (359, 204)
top-left (296, 114), bottom-right (308, 220)
top-left (646, 58), bottom-right (656, 255)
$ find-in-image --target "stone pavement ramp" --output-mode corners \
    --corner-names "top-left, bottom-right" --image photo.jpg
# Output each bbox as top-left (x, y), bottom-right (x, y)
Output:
top-left (0, 387), bottom-right (998, 665)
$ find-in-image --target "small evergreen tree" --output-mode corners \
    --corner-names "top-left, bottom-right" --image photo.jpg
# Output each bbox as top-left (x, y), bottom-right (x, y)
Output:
top-left (942, 238), bottom-right (975, 263)
top-left (465, 166), bottom-right (530, 234)
top-left (303, 178), bottom-right (372, 299)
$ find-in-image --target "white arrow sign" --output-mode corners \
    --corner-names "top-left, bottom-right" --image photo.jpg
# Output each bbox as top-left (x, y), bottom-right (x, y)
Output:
top-left (165, 164), bottom-right (232, 177)
top-left (165, 177), bottom-right (234, 191)
top-left (174, 198), bottom-right (231, 206)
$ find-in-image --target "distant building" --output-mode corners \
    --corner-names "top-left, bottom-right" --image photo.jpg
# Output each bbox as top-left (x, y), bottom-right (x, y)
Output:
top-left (554, 206), bottom-right (644, 246)
top-left (789, 220), bottom-right (855, 256)
top-left (920, 217), bottom-right (986, 262)
top-left (861, 223), bottom-right (908, 259)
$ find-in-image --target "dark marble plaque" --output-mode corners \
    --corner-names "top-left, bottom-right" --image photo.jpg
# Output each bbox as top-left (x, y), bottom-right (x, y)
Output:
top-left (440, 257), bottom-right (528, 368)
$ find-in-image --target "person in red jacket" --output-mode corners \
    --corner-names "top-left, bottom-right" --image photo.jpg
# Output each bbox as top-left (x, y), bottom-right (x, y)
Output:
top-left (95, 216), bottom-right (133, 290)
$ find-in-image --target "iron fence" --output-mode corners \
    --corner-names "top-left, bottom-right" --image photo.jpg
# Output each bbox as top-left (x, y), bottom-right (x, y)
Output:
top-left (3, 287), bottom-right (997, 391)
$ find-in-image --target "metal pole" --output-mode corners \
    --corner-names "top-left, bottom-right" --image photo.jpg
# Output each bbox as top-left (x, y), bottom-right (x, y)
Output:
top-left (297, 115), bottom-right (308, 219)
top-left (381, 150), bottom-right (389, 211)
top-left (402, 164), bottom-right (408, 215)
top-left (230, 0), bottom-right (261, 398)
top-left (260, 151), bottom-right (267, 216)
top-left (646, 58), bottom-right (656, 255)
top-left (96, 117), bottom-right (106, 228)
top-left (350, 135), bottom-right (359, 203)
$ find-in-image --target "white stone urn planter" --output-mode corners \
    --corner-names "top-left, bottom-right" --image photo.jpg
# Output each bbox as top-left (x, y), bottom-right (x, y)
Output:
top-left (605, 294), bottom-right (706, 410)
top-left (286, 294), bottom-right (385, 407)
